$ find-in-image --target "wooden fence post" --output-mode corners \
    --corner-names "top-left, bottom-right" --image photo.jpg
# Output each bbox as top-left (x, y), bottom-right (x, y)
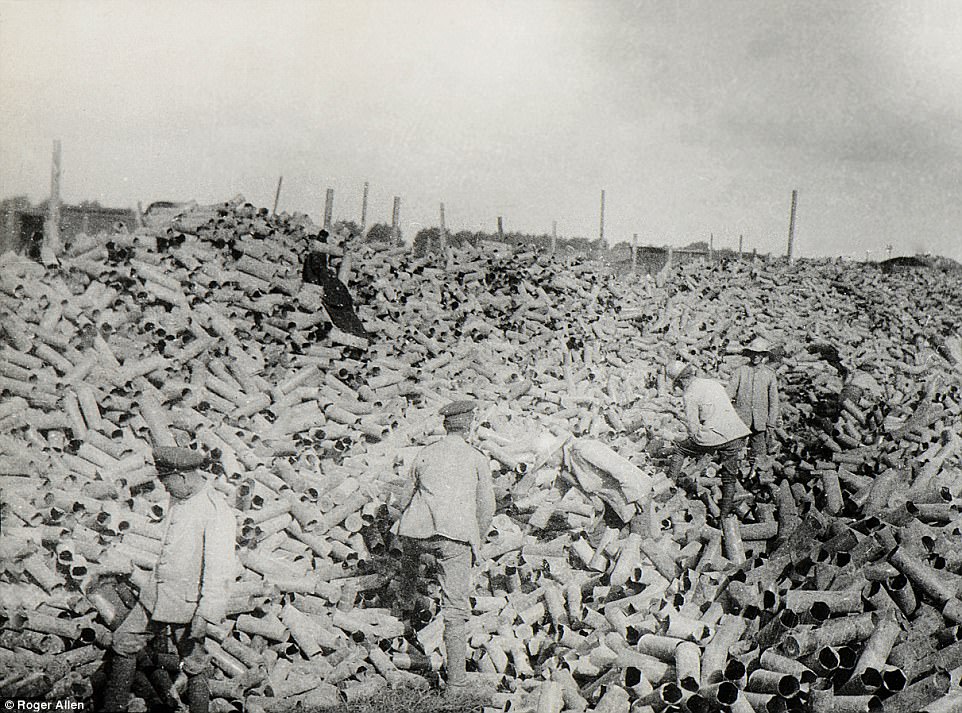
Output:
top-left (391, 197), bottom-right (401, 245)
top-left (551, 221), bottom-right (557, 254)
top-left (360, 182), bottom-right (369, 235)
top-left (324, 188), bottom-right (335, 230)
top-left (787, 189), bottom-right (798, 264)
top-left (739, 234), bottom-right (743, 260)
top-left (599, 190), bottom-right (606, 243)
top-left (632, 233), bottom-right (638, 273)
top-left (4, 209), bottom-right (16, 250)
top-left (271, 176), bottom-right (283, 217)
top-left (439, 202), bottom-right (447, 253)
top-left (46, 140), bottom-right (62, 255)
top-left (497, 217), bottom-right (504, 242)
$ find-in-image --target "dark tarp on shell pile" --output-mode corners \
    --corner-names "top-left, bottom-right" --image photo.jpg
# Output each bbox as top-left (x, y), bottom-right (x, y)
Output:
top-left (302, 251), bottom-right (372, 343)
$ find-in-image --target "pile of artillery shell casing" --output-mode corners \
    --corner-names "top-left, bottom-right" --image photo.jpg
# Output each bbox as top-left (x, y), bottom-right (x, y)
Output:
top-left (1, 197), bottom-right (961, 712)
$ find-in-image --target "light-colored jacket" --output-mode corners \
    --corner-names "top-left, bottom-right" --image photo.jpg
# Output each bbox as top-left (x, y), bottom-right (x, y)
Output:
top-left (141, 482), bottom-right (236, 624)
top-left (683, 377), bottom-right (751, 446)
top-left (396, 434), bottom-right (495, 560)
top-left (727, 364), bottom-right (780, 431)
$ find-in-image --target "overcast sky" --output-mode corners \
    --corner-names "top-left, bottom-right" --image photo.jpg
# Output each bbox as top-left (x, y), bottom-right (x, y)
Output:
top-left (2, 0), bottom-right (960, 260)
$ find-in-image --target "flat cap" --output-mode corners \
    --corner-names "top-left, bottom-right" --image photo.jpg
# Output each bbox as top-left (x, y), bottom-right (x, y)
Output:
top-left (439, 400), bottom-right (479, 417)
top-left (153, 446), bottom-right (207, 473)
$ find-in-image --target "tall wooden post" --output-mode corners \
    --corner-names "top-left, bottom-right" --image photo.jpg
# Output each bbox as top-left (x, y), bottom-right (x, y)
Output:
top-left (271, 176), bottom-right (283, 217)
top-left (599, 189), bottom-right (606, 243)
top-left (47, 139), bottom-right (62, 254)
top-left (787, 189), bottom-right (798, 264)
top-left (323, 188), bottom-right (335, 230)
top-left (551, 221), bottom-right (557, 254)
top-left (0, 208), bottom-right (20, 243)
top-left (360, 181), bottom-right (369, 235)
top-left (5, 210), bottom-right (16, 249)
top-left (738, 234), bottom-right (743, 259)
top-left (632, 233), bottom-right (638, 273)
top-left (709, 233), bottom-right (714, 261)
top-left (391, 196), bottom-right (401, 245)
top-left (439, 202), bottom-right (447, 252)
top-left (497, 216), bottom-right (504, 241)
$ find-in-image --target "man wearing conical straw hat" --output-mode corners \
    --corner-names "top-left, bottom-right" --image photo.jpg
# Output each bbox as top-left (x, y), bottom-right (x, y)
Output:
top-left (666, 361), bottom-right (750, 519)
top-left (727, 336), bottom-right (780, 478)
top-left (394, 399), bottom-right (496, 695)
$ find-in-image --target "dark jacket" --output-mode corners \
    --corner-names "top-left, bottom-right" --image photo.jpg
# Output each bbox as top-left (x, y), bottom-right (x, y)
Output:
top-left (727, 364), bottom-right (779, 431)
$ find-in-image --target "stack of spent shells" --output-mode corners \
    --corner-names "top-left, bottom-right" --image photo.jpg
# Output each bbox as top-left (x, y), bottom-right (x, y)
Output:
top-left (1, 197), bottom-right (961, 713)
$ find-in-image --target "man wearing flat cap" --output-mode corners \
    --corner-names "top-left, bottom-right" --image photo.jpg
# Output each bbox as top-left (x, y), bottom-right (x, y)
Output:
top-left (103, 446), bottom-right (236, 713)
top-left (394, 399), bottom-right (496, 693)
top-left (727, 336), bottom-right (780, 476)
top-left (666, 361), bottom-right (750, 519)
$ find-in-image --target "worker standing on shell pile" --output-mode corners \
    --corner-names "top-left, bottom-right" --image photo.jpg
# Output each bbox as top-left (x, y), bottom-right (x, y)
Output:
top-left (302, 228), bottom-right (372, 342)
top-left (666, 361), bottom-right (751, 519)
top-left (727, 336), bottom-right (780, 479)
top-left (393, 399), bottom-right (496, 694)
top-left (102, 446), bottom-right (237, 713)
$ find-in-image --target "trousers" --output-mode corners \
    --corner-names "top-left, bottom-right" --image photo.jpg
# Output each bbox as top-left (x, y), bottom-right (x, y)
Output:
top-left (401, 535), bottom-right (472, 684)
top-left (105, 601), bottom-right (210, 713)
top-left (669, 437), bottom-right (746, 518)
top-left (747, 429), bottom-right (769, 465)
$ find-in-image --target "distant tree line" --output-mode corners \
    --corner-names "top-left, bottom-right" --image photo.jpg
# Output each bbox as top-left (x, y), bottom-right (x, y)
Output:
top-left (331, 218), bottom-right (600, 255)
top-left (409, 227), bottom-right (599, 256)
top-left (299, 216), bottom-right (759, 261)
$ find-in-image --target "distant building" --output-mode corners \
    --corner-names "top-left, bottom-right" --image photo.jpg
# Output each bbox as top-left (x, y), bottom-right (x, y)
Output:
top-left (0, 203), bottom-right (137, 254)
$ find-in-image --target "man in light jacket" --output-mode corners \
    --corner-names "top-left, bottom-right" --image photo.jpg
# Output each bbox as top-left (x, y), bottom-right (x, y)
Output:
top-left (727, 336), bottom-right (780, 475)
top-left (103, 446), bottom-right (236, 713)
top-left (667, 361), bottom-right (750, 518)
top-left (395, 399), bottom-right (496, 693)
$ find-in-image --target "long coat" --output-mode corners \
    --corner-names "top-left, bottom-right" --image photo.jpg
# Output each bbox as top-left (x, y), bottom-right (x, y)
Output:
top-left (141, 483), bottom-right (236, 624)
top-left (727, 364), bottom-right (780, 432)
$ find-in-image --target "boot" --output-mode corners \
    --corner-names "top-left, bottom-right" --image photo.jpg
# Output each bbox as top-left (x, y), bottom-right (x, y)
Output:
top-left (442, 618), bottom-right (468, 691)
top-left (102, 654), bottom-right (137, 712)
top-left (149, 668), bottom-right (179, 709)
top-left (131, 671), bottom-right (166, 712)
top-left (719, 471), bottom-right (736, 519)
top-left (668, 454), bottom-right (698, 498)
top-left (186, 675), bottom-right (210, 713)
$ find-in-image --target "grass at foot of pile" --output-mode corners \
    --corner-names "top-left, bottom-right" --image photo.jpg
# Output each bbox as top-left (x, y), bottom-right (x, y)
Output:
top-left (288, 683), bottom-right (491, 713)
